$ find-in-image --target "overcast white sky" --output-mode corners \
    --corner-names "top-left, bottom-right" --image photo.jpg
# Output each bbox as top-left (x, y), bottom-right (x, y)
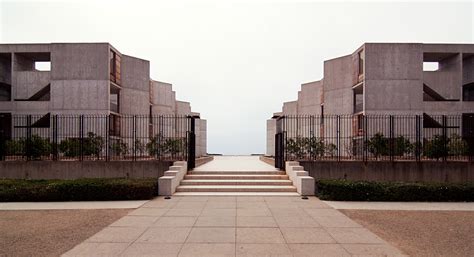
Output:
top-left (1, 0), bottom-right (473, 154)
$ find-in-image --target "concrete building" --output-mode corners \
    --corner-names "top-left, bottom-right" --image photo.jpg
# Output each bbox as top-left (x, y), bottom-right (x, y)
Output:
top-left (0, 43), bottom-right (206, 157)
top-left (267, 43), bottom-right (474, 156)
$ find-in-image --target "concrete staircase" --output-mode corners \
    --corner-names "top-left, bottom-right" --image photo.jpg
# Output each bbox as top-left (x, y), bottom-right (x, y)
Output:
top-left (174, 170), bottom-right (298, 196)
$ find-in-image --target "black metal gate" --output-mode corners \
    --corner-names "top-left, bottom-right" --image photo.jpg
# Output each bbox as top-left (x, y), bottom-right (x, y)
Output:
top-left (274, 116), bottom-right (285, 170)
top-left (187, 115), bottom-right (196, 170)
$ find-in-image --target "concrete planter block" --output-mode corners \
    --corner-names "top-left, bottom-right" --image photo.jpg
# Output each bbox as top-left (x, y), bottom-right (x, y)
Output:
top-left (158, 161), bottom-right (188, 196)
top-left (285, 161), bottom-right (315, 196)
top-left (292, 166), bottom-right (304, 171)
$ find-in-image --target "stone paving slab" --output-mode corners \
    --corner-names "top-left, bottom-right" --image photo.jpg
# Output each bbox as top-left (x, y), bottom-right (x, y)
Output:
top-left (62, 196), bottom-right (407, 256)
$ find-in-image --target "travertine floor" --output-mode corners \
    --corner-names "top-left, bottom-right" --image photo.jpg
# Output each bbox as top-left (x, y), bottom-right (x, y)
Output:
top-left (63, 196), bottom-right (406, 257)
top-left (193, 156), bottom-right (279, 172)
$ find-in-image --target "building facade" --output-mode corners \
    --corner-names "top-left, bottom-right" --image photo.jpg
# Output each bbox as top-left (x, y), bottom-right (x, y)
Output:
top-left (0, 43), bottom-right (206, 158)
top-left (267, 43), bottom-right (474, 157)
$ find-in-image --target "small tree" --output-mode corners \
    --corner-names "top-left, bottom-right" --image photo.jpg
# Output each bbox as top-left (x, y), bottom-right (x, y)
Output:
top-left (110, 139), bottom-right (128, 156)
top-left (448, 134), bottom-right (468, 156)
top-left (286, 137), bottom-right (307, 160)
top-left (133, 139), bottom-right (146, 155)
top-left (306, 137), bottom-right (325, 157)
top-left (424, 135), bottom-right (448, 160)
top-left (5, 139), bottom-right (25, 156)
top-left (393, 136), bottom-right (414, 156)
top-left (325, 143), bottom-right (337, 157)
top-left (8, 135), bottom-right (52, 160)
top-left (83, 132), bottom-right (104, 159)
top-left (59, 132), bottom-right (104, 159)
top-left (147, 134), bottom-right (164, 157)
top-left (367, 133), bottom-right (389, 159)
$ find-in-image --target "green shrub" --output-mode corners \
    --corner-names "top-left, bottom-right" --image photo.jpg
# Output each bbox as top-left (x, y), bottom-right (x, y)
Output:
top-left (448, 134), bottom-right (468, 156)
top-left (0, 178), bottom-right (158, 202)
top-left (367, 133), bottom-right (388, 159)
top-left (5, 139), bottom-right (25, 155)
top-left (286, 137), bottom-right (308, 159)
top-left (147, 134), bottom-right (185, 157)
top-left (424, 135), bottom-right (448, 160)
top-left (110, 139), bottom-right (128, 156)
top-left (325, 143), bottom-right (337, 157)
top-left (5, 135), bottom-right (51, 160)
top-left (393, 136), bottom-right (414, 156)
top-left (133, 139), bottom-right (146, 155)
top-left (316, 179), bottom-right (474, 202)
top-left (59, 132), bottom-right (104, 158)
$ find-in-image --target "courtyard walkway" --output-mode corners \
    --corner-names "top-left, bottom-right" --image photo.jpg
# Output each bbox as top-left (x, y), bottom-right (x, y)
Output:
top-left (63, 196), bottom-right (406, 256)
top-left (193, 156), bottom-right (280, 172)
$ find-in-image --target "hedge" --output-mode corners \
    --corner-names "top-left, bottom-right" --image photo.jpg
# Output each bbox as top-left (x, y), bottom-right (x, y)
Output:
top-left (0, 178), bottom-right (158, 202)
top-left (316, 179), bottom-right (474, 202)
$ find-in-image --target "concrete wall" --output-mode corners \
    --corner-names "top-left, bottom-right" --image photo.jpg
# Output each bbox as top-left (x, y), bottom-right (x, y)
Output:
top-left (175, 101), bottom-right (192, 115)
top-left (266, 119), bottom-right (276, 156)
top-left (150, 81), bottom-right (176, 115)
top-left (51, 43), bottom-right (109, 81)
top-left (323, 55), bottom-right (354, 114)
top-left (282, 101), bottom-right (297, 115)
top-left (0, 160), bottom-right (173, 180)
top-left (14, 71), bottom-right (50, 99)
top-left (301, 161), bottom-right (474, 183)
top-left (297, 81), bottom-right (322, 115)
top-left (49, 43), bottom-right (111, 115)
top-left (423, 54), bottom-right (462, 100)
top-left (51, 80), bottom-right (109, 114)
top-left (120, 55), bottom-right (150, 115)
top-left (196, 119), bottom-right (207, 157)
top-left (364, 43), bottom-right (424, 115)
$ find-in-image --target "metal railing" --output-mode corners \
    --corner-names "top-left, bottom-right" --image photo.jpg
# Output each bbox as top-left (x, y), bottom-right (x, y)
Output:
top-left (275, 114), bottom-right (474, 164)
top-left (0, 114), bottom-right (195, 162)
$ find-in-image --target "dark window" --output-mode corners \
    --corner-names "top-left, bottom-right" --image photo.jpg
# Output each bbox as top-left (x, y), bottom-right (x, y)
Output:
top-left (0, 113), bottom-right (12, 140)
top-left (320, 105), bottom-right (324, 125)
top-left (110, 50), bottom-right (121, 85)
top-left (109, 114), bottom-right (120, 137)
top-left (358, 51), bottom-right (364, 75)
top-left (0, 83), bottom-right (11, 101)
top-left (463, 83), bottom-right (474, 101)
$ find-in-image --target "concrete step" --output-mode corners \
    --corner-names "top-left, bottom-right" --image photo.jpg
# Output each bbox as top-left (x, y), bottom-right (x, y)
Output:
top-left (184, 174), bottom-right (290, 180)
top-left (173, 192), bottom-right (301, 196)
top-left (175, 185), bottom-right (297, 192)
top-left (189, 170), bottom-right (285, 175)
top-left (180, 179), bottom-right (293, 186)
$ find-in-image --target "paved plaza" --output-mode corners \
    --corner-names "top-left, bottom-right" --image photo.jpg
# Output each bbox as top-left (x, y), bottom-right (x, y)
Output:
top-left (63, 196), bottom-right (406, 256)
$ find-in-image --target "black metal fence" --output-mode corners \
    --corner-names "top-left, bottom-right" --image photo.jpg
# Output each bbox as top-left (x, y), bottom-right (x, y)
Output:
top-left (275, 114), bottom-right (474, 167)
top-left (0, 114), bottom-right (196, 163)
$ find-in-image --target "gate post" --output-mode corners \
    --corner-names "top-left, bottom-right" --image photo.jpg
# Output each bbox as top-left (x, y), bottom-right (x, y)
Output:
top-left (274, 116), bottom-right (285, 170)
top-left (187, 116), bottom-right (196, 170)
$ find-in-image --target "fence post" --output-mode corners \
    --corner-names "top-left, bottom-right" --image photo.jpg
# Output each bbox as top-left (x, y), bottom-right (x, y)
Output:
top-left (415, 115), bottom-right (421, 161)
top-left (389, 115), bottom-right (394, 161)
top-left (363, 115), bottom-right (368, 162)
top-left (442, 115), bottom-right (447, 162)
top-left (105, 115), bottom-right (109, 161)
top-left (26, 115), bottom-right (32, 161)
top-left (337, 115), bottom-right (341, 162)
top-left (79, 115), bottom-right (84, 161)
top-left (53, 115), bottom-right (58, 161)
top-left (133, 115), bottom-right (136, 161)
